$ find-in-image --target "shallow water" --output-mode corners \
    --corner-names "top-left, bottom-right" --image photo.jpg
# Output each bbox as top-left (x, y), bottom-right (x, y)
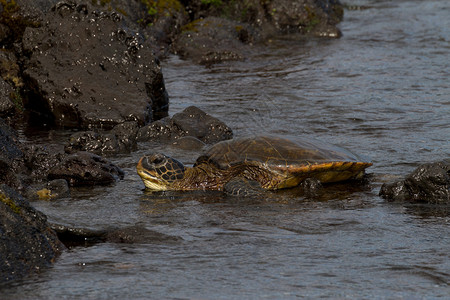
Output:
top-left (2, 0), bottom-right (450, 298)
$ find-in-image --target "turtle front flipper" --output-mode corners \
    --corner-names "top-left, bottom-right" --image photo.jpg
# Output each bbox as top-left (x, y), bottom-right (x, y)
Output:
top-left (223, 177), bottom-right (265, 196)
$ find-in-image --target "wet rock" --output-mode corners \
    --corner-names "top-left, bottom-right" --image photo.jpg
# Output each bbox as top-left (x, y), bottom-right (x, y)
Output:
top-left (136, 116), bottom-right (173, 142)
top-left (22, 144), bottom-right (66, 182)
top-left (33, 179), bottom-right (70, 200)
top-left (0, 117), bottom-right (24, 190)
top-left (379, 161), bottom-right (450, 204)
top-left (65, 121), bottom-right (139, 155)
top-left (110, 121), bottom-right (139, 151)
top-left (171, 106), bottom-right (233, 143)
top-left (50, 223), bottom-right (105, 247)
top-left (138, 1), bottom-right (188, 58)
top-left (0, 23), bottom-right (10, 44)
top-left (91, 0), bottom-right (187, 58)
top-left (0, 77), bottom-right (15, 117)
top-left (0, 184), bottom-right (64, 283)
top-left (175, 0), bottom-right (343, 64)
top-left (0, 47), bottom-right (23, 89)
top-left (65, 131), bottom-right (120, 155)
top-left (21, 0), bottom-right (169, 129)
top-left (173, 17), bottom-right (254, 65)
top-left (262, 0), bottom-right (343, 37)
top-left (171, 136), bottom-right (206, 151)
top-left (0, 117), bottom-right (22, 163)
top-left (52, 223), bottom-right (180, 247)
top-left (1, 119), bottom-right (69, 191)
top-left (0, 0), bottom-right (44, 49)
top-left (15, 0), bottom-right (59, 13)
top-left (137, 106), bottom-right (233, 144)
top-left (48, 151), bottom-right (124, 186)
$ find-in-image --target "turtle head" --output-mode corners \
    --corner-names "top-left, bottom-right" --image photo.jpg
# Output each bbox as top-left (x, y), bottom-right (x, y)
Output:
top-left (136, 153), bottom-right (185, 190)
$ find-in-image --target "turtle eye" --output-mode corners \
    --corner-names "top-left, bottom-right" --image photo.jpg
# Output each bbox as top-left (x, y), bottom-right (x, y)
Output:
top-left (151, 154), bottom-right (165, 165)
top-left (153, 157), bottom-right (163, 164)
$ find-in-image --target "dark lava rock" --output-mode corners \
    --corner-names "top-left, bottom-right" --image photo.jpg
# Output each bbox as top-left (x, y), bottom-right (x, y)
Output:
top-left (0, 117), bottom-right (24, 190)
top-left (173, 17), bottom-right (254, 65)
top-left (2, 115), bottom-right (124, 190)
top-left (380, 160), bottom-right (450, 204)
top-left (48, 151), bottom-right (124, 186)
top-left (64, 131), bottom-right (120, 155)
top-left (25, 179), bottom-right (71, 200)
top-left (261, 0), bottom-right (343, 37)
top-left (137, 1), bottom-right (188, 58)
top-left (0, 23), bottom-right (10, 44)
top-left (110, 121), bottom-right (139, 151)
top-left (175, 0), bottom-right (343, 64)
top-left (0, 184), bottom-right (64, 283)
top-left (52, 223), bottom-right (180, 247)
top-left (0, 77), bottom-right (15, 117)
top-left (91, 0), bottom-right (188, 57)
top-left (171, 106), bottom-right (233, 143)
top-left (22, 144), bottom-right (66, 182)
top-left (0, 50), bottom-right (23, 93)
top-left (21, 0), bottom-right (169, 129)
top-left (65, 121), bottom-right (139, 155)
top-left (136, 116), bottom-right (173, 142)
top-left (40, 179), bottom-right (70, 200)
top-left (184, 0), bottom-right (343, 36)
top-left (0, 117), bottom-right (22, 165)
top-left (137, 105), bottom-right (233, 144)
top-left (1, 117), bottom-right (66, 190)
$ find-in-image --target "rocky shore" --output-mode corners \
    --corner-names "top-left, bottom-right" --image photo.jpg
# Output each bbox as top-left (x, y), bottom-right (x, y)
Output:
top-left (1, 0), bottom-right (448, 285)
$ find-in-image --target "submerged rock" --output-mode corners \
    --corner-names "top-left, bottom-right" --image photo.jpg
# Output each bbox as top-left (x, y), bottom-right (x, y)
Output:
top-left (26, 179), bottom-right (71, 201)
top-left (171, 106), bottom-right (233, 143)
top-left (52, 223), bottom-right (181, 247)
top-left (137, 105), bottom-right (233, 144)
top-left (104, 225), bottom-right (181, 244)
top-left (379, 160), bottom-right (450, 204)
top-left (21, 0), bottom-right (169, 129)
top-left (48, 151), bottom-right (124, 186)
top-left (171, 136), bottom-right (206, 151)
top-left (0, 184), bottom-right (64, 283)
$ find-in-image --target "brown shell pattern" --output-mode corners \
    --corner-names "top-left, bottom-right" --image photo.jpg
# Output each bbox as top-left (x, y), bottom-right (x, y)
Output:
top-left (195, 136), bottom-right (372, 174)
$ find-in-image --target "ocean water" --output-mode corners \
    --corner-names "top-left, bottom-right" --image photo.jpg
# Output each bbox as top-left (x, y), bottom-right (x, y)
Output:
top-left (2, 0), bottom-right (449, 298)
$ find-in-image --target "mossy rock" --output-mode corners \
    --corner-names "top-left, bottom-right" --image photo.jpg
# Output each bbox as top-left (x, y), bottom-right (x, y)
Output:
top-left (0, 192), bottom-right (21, 213)
top-left (0, 185), bottom-right (64, 283)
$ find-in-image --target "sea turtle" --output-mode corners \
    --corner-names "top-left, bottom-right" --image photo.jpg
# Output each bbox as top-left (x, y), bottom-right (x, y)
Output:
top-left (136, 136), bottom-right (372, 192)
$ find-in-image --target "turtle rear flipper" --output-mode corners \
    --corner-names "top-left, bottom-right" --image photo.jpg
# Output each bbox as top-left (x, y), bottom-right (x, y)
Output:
top-left (223, 178), bottom-right (264, 196)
